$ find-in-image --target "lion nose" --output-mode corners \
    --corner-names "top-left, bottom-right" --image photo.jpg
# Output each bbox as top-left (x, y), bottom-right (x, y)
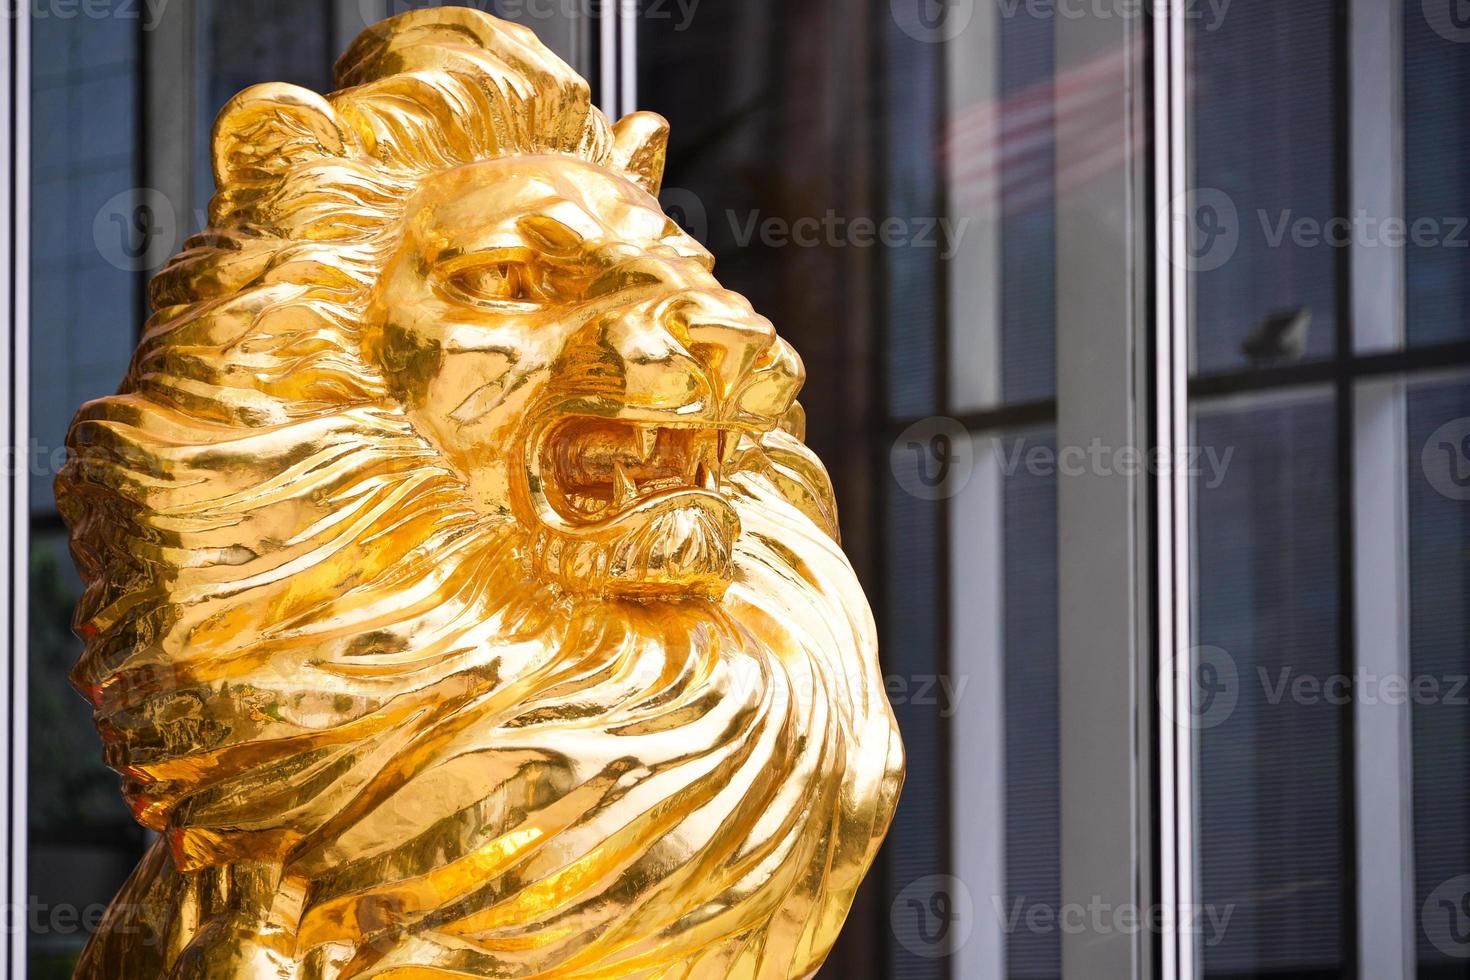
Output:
top-left (666, 293), bottom-right (778, 402)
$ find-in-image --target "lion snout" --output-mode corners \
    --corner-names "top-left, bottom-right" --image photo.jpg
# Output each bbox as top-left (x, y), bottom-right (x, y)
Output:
top-left (665, 292), bottom-right (774, 398)
top-left (586, 289), bottom-right (802, 429)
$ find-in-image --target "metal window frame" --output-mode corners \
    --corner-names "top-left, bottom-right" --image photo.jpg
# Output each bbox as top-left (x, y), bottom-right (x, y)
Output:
top-left (1348, 2), bottom-right (1416, 978)
top-left (1054, 2), bottom-right (1153, 976)
top-left (2, 6), bottom-right (30, 979)
top-left (1154, 3), bottom-right (1196, 980)
top-left (944, 5), bottom-right (1006, 977)
top-left (598, 0), bottom-right (637, 122)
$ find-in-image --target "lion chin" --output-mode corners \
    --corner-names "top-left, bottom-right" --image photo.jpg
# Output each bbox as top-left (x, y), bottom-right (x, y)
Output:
top-left (57, 7), bottom-right (903, 980)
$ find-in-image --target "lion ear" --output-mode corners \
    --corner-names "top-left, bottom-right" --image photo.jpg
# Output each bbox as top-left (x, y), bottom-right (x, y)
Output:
top-left (212, 83), bottom-right (350, 191)
top-left (611, 111), bottom-right (670, 197)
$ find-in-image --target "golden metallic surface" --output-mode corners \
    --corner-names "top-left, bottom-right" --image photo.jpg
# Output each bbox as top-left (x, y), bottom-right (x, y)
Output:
top-left (58, 9), bottom-right (903, 978)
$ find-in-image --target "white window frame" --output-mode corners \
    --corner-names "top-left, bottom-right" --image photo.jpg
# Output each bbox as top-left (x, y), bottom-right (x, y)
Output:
top-left (1349, 3), bottom-right (1416, 979)
top-left (2, 6), bottom-right (31, 979)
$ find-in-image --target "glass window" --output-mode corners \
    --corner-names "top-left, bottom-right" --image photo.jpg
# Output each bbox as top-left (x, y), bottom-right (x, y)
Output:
top-left (1180, 3), bottom-right (1470, 979)
top-left (997, 431), bottom-right (1060, 980)
top-left (995, 13), bottom-right (1057, 407)
top-left (28, 12), bottom-right (144, 977)
top-left (1405, 8), bottom-right (1470, 348)
top-left (1191, 0), bottom-right (1339, 374)
top-left (1408, 373), bottom-right (1470, 976)
top-left (1192, 391), bottom-right (1346, 977)
top-left (1182, 3), bottom-right (1360, 976)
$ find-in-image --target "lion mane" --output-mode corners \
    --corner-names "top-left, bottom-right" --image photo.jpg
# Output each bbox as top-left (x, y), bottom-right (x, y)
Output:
top-left (58, 9), bottom-right (902, 979)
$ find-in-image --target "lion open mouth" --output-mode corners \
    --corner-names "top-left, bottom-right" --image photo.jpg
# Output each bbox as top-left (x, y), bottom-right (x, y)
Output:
top-left (536, 418), bottom-right (741, 522)
top-left (526, 417), bottom-right (746, 596)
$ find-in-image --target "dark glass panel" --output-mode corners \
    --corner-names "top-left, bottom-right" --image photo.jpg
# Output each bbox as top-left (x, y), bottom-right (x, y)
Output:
top-left (1193, 391), bottom-right (1347, 978)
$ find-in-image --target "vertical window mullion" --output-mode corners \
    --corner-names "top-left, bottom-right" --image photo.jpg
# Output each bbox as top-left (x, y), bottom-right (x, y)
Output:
top-left (3, 6), bottom-right (30, 978)
top-left (946, 2), bottom-right (1005, 976)
top-left (1349, 0), bottom-right (1415, 977)
top-left (950, 439), bottom-right (1008, 980)
top-left (1053, 6), bottom-right (1150, 980)
top-left (1155, 1), bottom-right (1196, 977)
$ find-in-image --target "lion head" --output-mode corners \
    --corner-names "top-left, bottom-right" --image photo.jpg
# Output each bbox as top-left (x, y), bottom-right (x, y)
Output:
top-left (59, 9), bottom-right (900, 979)
top-left (371, 151), bottom-right (807, 599)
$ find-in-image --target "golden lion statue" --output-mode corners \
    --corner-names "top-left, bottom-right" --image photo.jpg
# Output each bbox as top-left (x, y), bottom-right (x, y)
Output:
top-left (57, 9), bottom-right (903, 978)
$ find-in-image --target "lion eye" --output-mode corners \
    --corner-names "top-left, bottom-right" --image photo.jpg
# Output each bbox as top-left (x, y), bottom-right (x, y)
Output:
top-left (445, 262), bottom-right (537, 306)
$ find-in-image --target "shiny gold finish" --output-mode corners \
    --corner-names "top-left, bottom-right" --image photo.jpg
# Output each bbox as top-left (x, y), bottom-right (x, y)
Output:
top-left (58, 9), bottom-right (903, 978)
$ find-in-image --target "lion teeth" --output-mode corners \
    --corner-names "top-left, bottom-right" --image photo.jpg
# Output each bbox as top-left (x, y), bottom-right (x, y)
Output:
top-left (718, 431), bottom-right (740, 466)
top-left (695, 461), bottom-right (718, 492)
top-left (635, 427), bottom-right (658, 461)
top-left (613, 462), bottom-right (638, 509)
top-left (687, 439), bottom-right (713, 485)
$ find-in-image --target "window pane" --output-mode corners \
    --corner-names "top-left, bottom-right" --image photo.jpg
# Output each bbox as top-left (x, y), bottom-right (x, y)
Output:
top-left (28, 11), bottom-right (146, 975)
top-left (1191, 0), bottom-right (1339, 374)
top-left (1404, 5), bottom-right (1470, 348)
top-left (194, 0), bottom-right (335, 208)
top-left (30, 10), bottom-right (139, 516)
top-left (27, 533), bottom-right (144, 980)
top-left (949, 429), bottom-right (1060, 979)
top-left (1408, 374), bottom-right (1470, 974)
top-left (948, 7), bottom-right (1057, 411)
top-left (995, 17), bottom-right (1057, 407)
top-left (1192, 390), bottom-right (1347, 977)
top-left (1000, 431), bottom-right (1060, 980)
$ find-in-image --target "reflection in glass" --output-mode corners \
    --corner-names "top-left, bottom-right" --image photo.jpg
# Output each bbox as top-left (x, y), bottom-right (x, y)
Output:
top-left (947, 6), bottom-right (1058, 411)
top-left (996, 15), bottom-right (1057, 406)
